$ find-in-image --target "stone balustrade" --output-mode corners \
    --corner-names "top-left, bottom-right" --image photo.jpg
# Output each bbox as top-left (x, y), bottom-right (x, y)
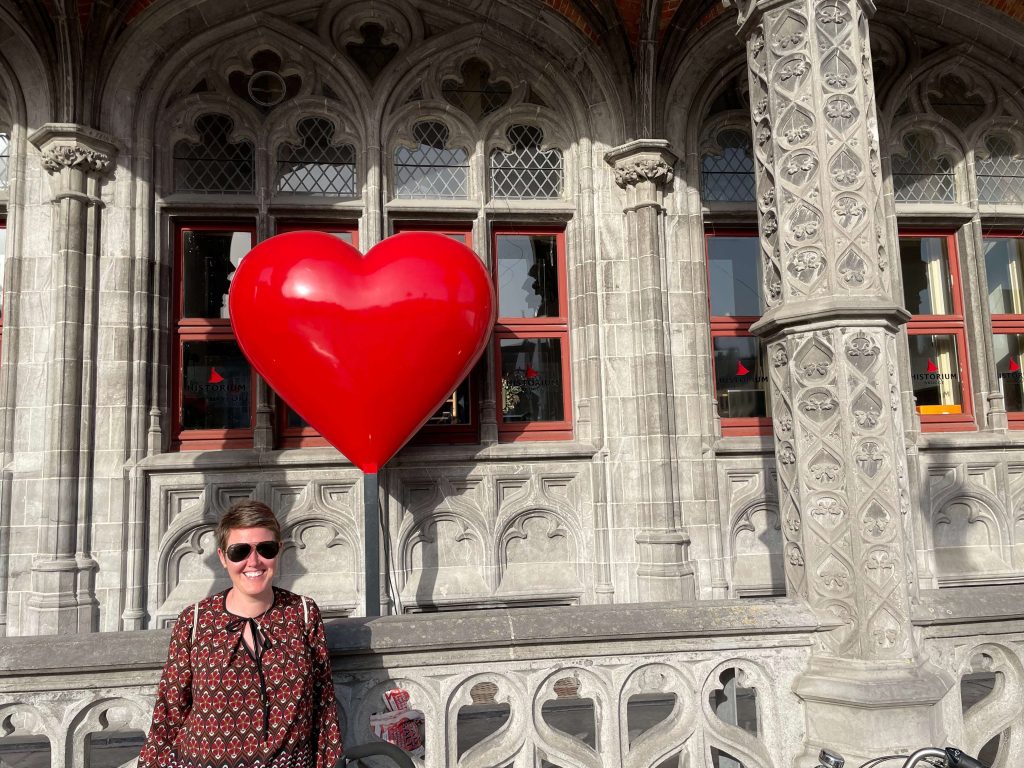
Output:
top-left (1, 593), bottom-right (1022, 767)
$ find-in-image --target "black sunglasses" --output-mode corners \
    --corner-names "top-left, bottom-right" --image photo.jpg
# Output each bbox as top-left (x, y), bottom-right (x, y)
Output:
top-left (224, 541), bottom-right (281, 562)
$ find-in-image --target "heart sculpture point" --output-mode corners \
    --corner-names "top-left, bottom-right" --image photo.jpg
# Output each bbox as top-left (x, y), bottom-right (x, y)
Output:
top-left (229, 231), bottom-right (495, 472)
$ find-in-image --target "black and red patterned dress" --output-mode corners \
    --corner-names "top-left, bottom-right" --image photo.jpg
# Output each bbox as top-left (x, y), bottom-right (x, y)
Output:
top-left (139, 588), bottom-right (343, 768)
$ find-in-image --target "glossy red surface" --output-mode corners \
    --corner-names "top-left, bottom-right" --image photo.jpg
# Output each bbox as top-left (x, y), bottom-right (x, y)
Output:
top-left (229, 231), bottom-right (495, 471)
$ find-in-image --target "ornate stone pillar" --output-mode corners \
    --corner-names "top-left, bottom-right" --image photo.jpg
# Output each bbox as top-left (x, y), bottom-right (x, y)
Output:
top-left (604, 141), bottom-right (694, 602)
top-left (728, 0), bottom-right (951, 761)
top-left (26, 124), bottom-right (117, 634)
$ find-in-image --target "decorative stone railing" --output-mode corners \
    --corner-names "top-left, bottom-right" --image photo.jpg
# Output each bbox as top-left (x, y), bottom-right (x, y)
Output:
top-left (0, 593), bottom-right (1021, 767)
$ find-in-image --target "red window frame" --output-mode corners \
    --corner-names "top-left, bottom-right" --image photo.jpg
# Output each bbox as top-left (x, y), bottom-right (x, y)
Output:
top-left (706, 229), bottom-right (771, 437)
top-left (394, 221), bottom-right (482, 445)
top-left (273, 221), bottom-right (359, 448)
top-left (171, 221), bottom-right (257, 450)
top-left (493, 226), bottom-right (572, 441)
top-left (900, 230), bottom-right (975, 432)
top-left (983, 229), bottom-right (1024, 428)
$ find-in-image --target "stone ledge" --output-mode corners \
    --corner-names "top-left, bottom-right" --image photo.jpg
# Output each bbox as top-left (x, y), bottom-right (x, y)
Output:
top-left (0, 599), bottom-right (831, 678)
top-left (327, 598), bottom-right (833, 656)
top-left (912, 585), bottom-right (1024, 626)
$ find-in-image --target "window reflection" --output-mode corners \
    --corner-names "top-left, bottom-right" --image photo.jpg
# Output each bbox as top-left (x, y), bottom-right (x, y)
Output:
top-left (496, 234), bottom-right (559, 318)
top-left (182, 230), bottom-right (253, 318)
top-left (713, 337), bottom-right (770, 418)
top-left (900, 237), bottom-right (953, 316)
top-left (908, 334), bottom-right (962, 414)
top-left (708, 237), bottom-right (762, 317)
top-left (985, 237), bottom-right (1024, 315)
top-left (500, 338), bottom-right (563, 422)
top-left (994, 333), bottom-right (1024, 412)
top-left (181, 340), bottom-right (251, 429)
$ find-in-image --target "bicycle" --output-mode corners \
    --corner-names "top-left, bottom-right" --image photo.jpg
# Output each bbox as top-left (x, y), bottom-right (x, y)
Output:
top-left (816, 746), bottom-right (989, 768)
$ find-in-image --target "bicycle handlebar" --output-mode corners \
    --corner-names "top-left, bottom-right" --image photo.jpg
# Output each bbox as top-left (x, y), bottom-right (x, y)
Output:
top-left (816, 746), bottom-right (989, 768)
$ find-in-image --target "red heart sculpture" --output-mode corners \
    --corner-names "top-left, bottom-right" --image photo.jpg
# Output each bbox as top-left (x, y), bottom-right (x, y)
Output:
top-left (229, 231), bottom-right (495, 472)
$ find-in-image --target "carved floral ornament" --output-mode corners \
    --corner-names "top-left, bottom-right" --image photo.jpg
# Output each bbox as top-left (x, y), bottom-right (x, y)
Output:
top-left (41, 143), bottom-right (112, 175)
top-left (612, 157), bottom-right (674, 189)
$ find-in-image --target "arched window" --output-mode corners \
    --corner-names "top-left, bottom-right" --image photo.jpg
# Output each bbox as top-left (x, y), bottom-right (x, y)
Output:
top-left (173, 114), bottom-right (255, 194)
top-left (393, 120), bottom-right (468, 199)
top-left (701, 129), bottom-right (756, 203)
top-left (977, 132), bottom-right (1024, 205)
top-left (489, 124), bottom-right (563, 199)
top-left (891, 132), bottom-right (956, 203)
top-left (276, 117), bottom-right (356, 196)
top-left (0, 130), bottom-right (9, 191)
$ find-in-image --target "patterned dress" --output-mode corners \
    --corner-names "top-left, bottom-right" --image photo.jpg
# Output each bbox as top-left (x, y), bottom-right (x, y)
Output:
top-left (139, 588), bottom-right (343, 768)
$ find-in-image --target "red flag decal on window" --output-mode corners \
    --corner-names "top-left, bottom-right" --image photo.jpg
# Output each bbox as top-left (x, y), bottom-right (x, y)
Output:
top-left (208, 368), bottom-right (224, 384)
top-left (1011, 358), bottom-right (1020, 373)
top-left (736, 361), bottom-right (750, 376)
top-left (926, 359), bottom-right (939, 373)
top-left (525, 365), bottom-right (539, 379)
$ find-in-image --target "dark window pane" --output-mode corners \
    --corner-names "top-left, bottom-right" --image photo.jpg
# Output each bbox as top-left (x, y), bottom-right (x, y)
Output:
top-left (182, 230), bottom-right (253, 318)
top-left (908, 334), bottom-right (962, 414)
top-left (994, 333), bottom-right (1024, 412)
top-left (427, 377), bottom-right (472, 425)
top-left (900, 237), bottom-right (953, 316)
top-left (708, 236), bottom-right (762, 317)
top-left (285, 405), bottom-right (308, 429)
top-left (500, 338), bottom-right (564, 422)
top-left (182, 340), bottom-right (251, 429)
top-left (713, 337), bottom-right (770, 418)
top-left (984, 238), bottom-right (1024, 315)
top-left (496, 234), bottom-right (559, 318)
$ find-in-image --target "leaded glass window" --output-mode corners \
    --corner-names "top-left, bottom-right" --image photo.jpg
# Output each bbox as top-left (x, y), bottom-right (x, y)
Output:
top-left (0, 132), bottom-right (9, 191)
top-left (276, 117), bottom-right (356, 196)
top-left (977, 133), bottom-right (1024, 205)
top-left (393, 120), bottom-right (468, 199)
top-left (892, 133), bottom-right (956, 203)
top-left (701, 130), bottom-right (756, 203)
top-left (490, 125), bottom-right (562, 200)
top-left (174, 114), bottom-right (255, 194)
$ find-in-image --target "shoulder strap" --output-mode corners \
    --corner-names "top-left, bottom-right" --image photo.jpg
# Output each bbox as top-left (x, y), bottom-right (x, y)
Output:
top-left (191, 601), bottom-right (200, 644)
top-left (302, 595), bottom-right (309, 628)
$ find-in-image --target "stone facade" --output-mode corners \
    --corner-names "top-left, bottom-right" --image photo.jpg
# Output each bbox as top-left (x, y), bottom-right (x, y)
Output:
top-left (1, 0), bottom-right (1024, 766)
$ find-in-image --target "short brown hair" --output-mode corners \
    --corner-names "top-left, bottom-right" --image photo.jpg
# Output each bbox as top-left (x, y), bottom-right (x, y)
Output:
top-left (216, 500), bottom-right (282, 551)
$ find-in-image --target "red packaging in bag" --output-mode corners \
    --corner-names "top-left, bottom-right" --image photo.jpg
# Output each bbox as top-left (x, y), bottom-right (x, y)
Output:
top-left (369, 709), bottom-right (425, 757)
top-left (384, 688), bottom-right (412, 712)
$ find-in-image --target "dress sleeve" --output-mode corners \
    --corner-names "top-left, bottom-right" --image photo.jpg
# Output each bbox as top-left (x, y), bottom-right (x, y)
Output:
top-left (138, 605), bottom-right (194, 768)
top-left (307, 599), bottom-right (343, 768)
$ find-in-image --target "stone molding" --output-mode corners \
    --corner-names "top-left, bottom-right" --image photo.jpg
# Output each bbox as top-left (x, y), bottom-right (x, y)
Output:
top-left (28, 123), bottom-right (119, 177)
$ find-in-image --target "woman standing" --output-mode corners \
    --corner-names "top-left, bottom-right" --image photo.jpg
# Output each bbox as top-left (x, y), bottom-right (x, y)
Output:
top-left (139, 500), bottom-right (343, 768)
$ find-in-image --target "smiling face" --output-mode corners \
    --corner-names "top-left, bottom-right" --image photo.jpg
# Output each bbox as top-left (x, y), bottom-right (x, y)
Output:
top-left (217, 526), bottom-right (279, 603)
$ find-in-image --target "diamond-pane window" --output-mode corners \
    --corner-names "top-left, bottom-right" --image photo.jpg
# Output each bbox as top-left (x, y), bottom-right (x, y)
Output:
top-left (977, 133), bottom-right (1024, 205)
top-left (0, 132), bottom-right (9, 192)
top-left (174, 114), bottom-right (254, 194)
top-left (276, 117), bottom-right (356, 196)
top-left (394, 121), bottom-right (468, 199)
top-left (490, 125), bottom-right (563, 200)
top-left (892, 133), bottom-right (956, 203)
top-left (702, 130), bottom-right (755, 203)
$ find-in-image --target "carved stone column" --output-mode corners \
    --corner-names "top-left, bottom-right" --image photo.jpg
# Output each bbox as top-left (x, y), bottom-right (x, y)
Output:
top-left (26, 124), bottom-right (118, 634)
top-left (728, 0), bottom-right (951, 761)
top-left (604, 141), bottom-right (694, 602)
